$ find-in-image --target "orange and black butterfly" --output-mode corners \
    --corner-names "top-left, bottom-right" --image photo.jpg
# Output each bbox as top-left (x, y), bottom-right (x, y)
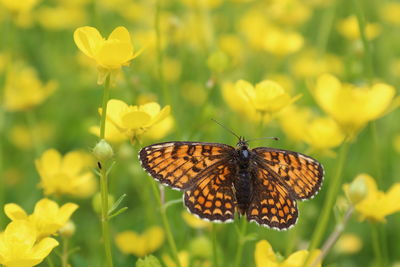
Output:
top-left (139, 137), bottom-right (324, 230)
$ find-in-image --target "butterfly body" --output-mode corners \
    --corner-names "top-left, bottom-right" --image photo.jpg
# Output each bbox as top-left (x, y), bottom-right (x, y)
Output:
top-left (139, 138), bottom-right (324, 230)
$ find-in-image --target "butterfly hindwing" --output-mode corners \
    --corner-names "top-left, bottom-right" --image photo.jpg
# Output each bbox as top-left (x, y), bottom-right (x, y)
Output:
top-left (139, 141), bottom-right (235, 190)
top-left (247, 166), bottom-right (298, 230)
top-left (252, 148), bottom-right (324, 200)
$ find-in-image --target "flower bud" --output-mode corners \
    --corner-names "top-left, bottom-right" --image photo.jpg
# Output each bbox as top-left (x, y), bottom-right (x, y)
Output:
top-left (136, 255), bottom-right (162, 267)
top-left (347, 175), bottom-right (368, 205)
top-left (93, 139), bottom-right (114, 162)
top-left (189, 236), bottom-right (212, 259)
top-left (59, 221), bottom-right (76, 237)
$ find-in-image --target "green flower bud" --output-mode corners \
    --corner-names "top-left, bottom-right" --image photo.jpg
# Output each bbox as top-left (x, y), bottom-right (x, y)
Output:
top-left (93, 139), bottom-right (114, 162)
top-left (136, 255), bottom-right (162, 267)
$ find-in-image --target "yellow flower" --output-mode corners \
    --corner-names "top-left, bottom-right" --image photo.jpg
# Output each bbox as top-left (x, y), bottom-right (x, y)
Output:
top-left (381, 2), bottom-right (400, 25)
top-left (279, 105), bottom-right (312, 143)
top-left (74, 26), bottom-right (141, 84)
top-left (0, 0), bottom-right (39, 13)
top-left (0, 220), bottom-right (59, 267)
top-left (36, 6), bottom-right (86, 30)
top-left (335, 233), bottom-right (362, 254)
top-left (337, 15), bottom-right (381, 41)
top-left (313, 74), bottom-right (397, 138)
top-left (162, 251), bottom-right (189, 267)
top-left (263, 27), bottom-right (304, 56)
top-left (3, 62), bottom-right (57, 111)
top-left (4, 198), bottom-right (78, 239)
top-left (343, 174), bottom-right (400, 222)
top-left (221, 81), bottom-right (256, 120)
top-left (254, 240), bottom-right (321, 267)
top-left (237, 79), bottom-right (300, 120)
top-left (115, 226), bottom-right (164, 257)
top-left (182, 211), bottom-right (210, 229)
top-left (92, 99), bottom-right (171, 142)
top-left (35, 149), bottom-right (97, 198)
top-left (8, 123), bottom-right (54, 150)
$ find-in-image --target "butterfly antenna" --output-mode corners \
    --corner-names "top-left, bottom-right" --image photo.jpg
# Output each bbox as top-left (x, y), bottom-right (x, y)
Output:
top-left (211, 119), bottom-right (241, 140)
top-left (247, 137), bottom-right (279, 142)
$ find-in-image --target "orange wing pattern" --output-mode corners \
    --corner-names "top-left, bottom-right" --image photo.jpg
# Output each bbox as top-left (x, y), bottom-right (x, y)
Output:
top-left (252, 148), bottom-right (324, 200)
top-left (139, 142), bottom-right (235, 190)
top-left (247, 167), bottom-right (298, 230)
top-left (184, 163), bottom-right (237, 222)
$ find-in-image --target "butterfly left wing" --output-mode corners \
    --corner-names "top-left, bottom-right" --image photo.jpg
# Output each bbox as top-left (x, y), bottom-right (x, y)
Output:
top-left (139, 141), bottom-right (235, 190)
top-left (252, 148), bottom-right (324, 200)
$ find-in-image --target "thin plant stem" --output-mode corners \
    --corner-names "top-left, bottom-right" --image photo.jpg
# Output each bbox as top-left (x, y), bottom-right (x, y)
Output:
top-left (370, 122), bottom-right (382, 183)
top-left (150, 180), bottom-right (181, 267)
top-left (370, 223), bottom-right (384, 267)
top-left (234, 217), bottom-right (248, 267)
top-left (308, 141), bottom-right (350, 251)
top-left (212, 224), bottom-right (219, 267)
top-left (352, 0), bottom-right (374, 81)
top-left (100, 75), bottom-right (111, 139)
top-left (99, 74), bottom-right (113, 267)
top-left (310, 206), bottom-right (355, 267)
top-left (46, 256), bottom-right (55, 267)
top-left (61, 237), bottom-right (69, 267)
top-left (316, 2), bottom-right (337, 55)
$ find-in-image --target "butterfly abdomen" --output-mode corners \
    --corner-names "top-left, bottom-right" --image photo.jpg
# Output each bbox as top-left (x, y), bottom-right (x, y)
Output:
top-left (234, 146), bottom-right (252, 215)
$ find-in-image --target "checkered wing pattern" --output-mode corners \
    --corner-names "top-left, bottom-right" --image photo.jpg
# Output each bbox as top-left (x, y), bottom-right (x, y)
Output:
top-left (246, 167), bottom-right (298, 230)
top-left (252, 148), bottom-right (324, 200)
top-left (139, 142), bottom-right (235, 190)
top-left (184, 163), bottom-right (237, 222)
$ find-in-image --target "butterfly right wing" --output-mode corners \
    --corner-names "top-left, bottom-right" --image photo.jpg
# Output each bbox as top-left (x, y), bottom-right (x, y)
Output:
top-left (139, 141), bottom-right (235, 190)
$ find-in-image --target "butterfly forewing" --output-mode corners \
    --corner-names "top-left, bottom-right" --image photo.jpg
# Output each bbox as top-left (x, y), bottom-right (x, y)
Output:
top-left (247, 166), bottom-right (298, 230)
top-left (252, 148), bottom-right (324, 200)
top-left (139, 141), bottom-right (235, 190)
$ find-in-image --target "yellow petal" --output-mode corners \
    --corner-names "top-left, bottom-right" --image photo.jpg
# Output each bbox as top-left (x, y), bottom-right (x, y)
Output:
top-left (105, 99), bottom-right (129, 128)
top-left (58, 203), bottom-right (79, 223)
top-left (314, 73), bottom-right (341, 114)
top-left (254, 240), bottom-right (278, 267)
top-left (4, 203), bottom-right (28, 220)
top-left (4, 220), bottom-right (37, 248)
top-left (74, 26), bottom-right (103, 58)
top-left (145, 226), bottom-right (165, 252)
top-left (108, 26), bottom-right (133, 48)
top-left (30, 237), bottom-right (59, 260)
top-left (61, 151), bottom-right (85, 176)
top-left (148, 105), bottom-right (171, 126)
top-left (139, 102), bottom-right (161, 117)
top-left (365, 83), bottom-right (395, 120)
top-left (283, 249), bottom-right (321, 267)
top-left (35, 149), bottom-right (62, 177)
top-left (121, 111), bottom-right (151, 130)
top-left (96, 41), bottom-right (134, 69)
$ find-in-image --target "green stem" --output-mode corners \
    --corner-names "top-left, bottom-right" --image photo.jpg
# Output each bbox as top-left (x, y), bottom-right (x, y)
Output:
top-left (316, 1), bottom-right (336, 55)
top-left (100, 163), bottom-right (113, 267)
top-left (99, 74), bottom-right (113, 267)
top-left (100, 75), bottom-right (111, 139)
top-left (61, 237), bottom-right (69, 267)
top-left (212, 224), bottom-right (219, 267)
top-left (234, 218), bottom-right (248, 267)
top-left (370, 122), bottom-right (382, 183)
top-left (150, 181), bottom-right (181, 267)
top-left (308, 141), bottom-right (350, 251)
top-left (154, 0), bottom-right (169, 105)
top-left (352, 0), bottom-right (374, 81)
top-left (370, 223), bottom-right (384, 267)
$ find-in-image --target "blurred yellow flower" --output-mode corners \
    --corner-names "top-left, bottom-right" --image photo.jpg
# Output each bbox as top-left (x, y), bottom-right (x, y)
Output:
top-left (4, 198), bottom-right (78, 239)
top-left (337, 15), bottom-right (381, 41)
top-left (263, 27), bottom-right (304, 56)
top-left (3, 62), bottom-right (57, 111)
top-left (344, 174), bottom-right (400, 222)
top-left (0, 220), bottom-right (59, 267)
top-left (36, 6), bottom-right (86, 30)
top-left (394, 134), bottom-right (400, 154)
top-left (181, 82), bottom-right (207, 106)
top-left (313, 74), bottom-right (397, 138)
top-left (162, 57), bottom-right (182, 82)
top-left (291, 49), bottom-right (343, 79)
top-left (182, 211), bottom-right (210, 229)
top-left (279, 105), bottom-right (312, 142)
top-left (163, 251), bottom-right (189, 267)
top-left (254, 240), bottom-right (321, 267)
top-left (182, 0), bottom-right (222, 9)
top-left (8, 123), bottom-right (54, 150)
top-left (0, 0), bottom-right (39, 13)
top-left (335, 233), bottom-right (362, 254)
top-left (35, 149), bottom-right (97, 198)
top-left (115, 226), bottom-right (165, 257)
top-left (264, 0), bottom-right (311, 26)
top-left (218, 34), bottom-right (244, 66)
top-left (221, 81), bottom-right (256, 120)
top-left (74, 26), bottom-right (141, 85)
top-left (238, 80), bottom-right (300, 113)
top-left (92, 99), bottom-right (171, 143)
top-left (381, 2), bottom-right (400, 25)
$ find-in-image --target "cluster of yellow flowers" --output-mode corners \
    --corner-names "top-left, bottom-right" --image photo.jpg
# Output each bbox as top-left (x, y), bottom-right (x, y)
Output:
top-left (0, 199), bottom-right (77, 266)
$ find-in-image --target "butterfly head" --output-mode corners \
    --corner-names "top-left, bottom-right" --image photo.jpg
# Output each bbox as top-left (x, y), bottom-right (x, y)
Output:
top-left (237, 136), bottom-right (249, 149)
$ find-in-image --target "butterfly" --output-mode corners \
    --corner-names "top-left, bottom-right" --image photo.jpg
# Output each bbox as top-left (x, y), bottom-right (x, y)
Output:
top-left (138, 137), bottom-right (324, 230)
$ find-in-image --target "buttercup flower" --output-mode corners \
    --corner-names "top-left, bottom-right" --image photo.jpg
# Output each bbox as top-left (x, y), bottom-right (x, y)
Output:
top-left (381, 2), bottom-right (400, 25)
top-left (182, 211), bottom-right (210, 229)
top-left (313, 74), bottom-right (397, 138)
top-left (0, 220), bottom-right (59, 267)
top-left (4, 198), bottom-right (78, 239)
top-left (343, 174), bottom-right (400, 222)
top-left (335, 233), bottom-right (363, 254)
top-left (91, 99), bottom-right (171, 142)
top-left (255, 240), bottom-right (321, 267)
top-left (35, 149), bottom-right (97, 198)
top-left (3, 62), bottom-right (57, 111)
top-left (74, 26), bottom-right (141, 84)
top-left (337, 15), bottom-right (381, 41)
top-left (115, 226), bottom-right (165, 257)
top-left (162, 251), bottom-right (189, 267)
